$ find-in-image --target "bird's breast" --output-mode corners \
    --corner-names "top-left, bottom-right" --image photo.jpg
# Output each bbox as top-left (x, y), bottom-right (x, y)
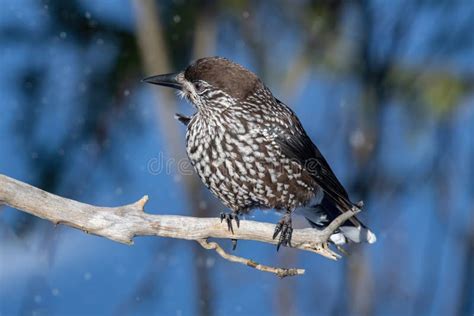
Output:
top-left (185, 115), bottom-right (316, 212)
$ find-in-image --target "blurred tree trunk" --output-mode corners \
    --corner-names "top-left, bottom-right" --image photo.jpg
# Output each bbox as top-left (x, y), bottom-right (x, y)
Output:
top-left (190, 2), bottom-right (218, 316)
top-left (338, 1), bottom-right (388, 314)
top-left (411, 121), bottom-right (454, 315)
top-left (275, 252), bottom-right (298, 316)
top-left (457, 154), bottom-right (474, 316)
top-left (457, 219), bottom-right (474, 316)
top-left (133, 1), bottom-right (214, 315)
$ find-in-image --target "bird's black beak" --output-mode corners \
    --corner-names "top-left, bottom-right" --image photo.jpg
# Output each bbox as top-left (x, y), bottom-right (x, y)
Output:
top-left (142, 72), bottom-right (182, 90)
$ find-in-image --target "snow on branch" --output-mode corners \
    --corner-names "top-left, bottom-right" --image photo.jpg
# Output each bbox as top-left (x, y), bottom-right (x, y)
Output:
top-left (0, 174), bottom-right (359, 278)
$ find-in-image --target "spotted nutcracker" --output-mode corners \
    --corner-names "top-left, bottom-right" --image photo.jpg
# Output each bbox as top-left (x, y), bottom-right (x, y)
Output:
top-left (144, 57), bottom-right (376, 250)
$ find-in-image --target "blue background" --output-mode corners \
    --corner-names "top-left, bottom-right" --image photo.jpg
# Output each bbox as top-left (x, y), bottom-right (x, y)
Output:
top-left (0, 1), bottom-right (473, 315)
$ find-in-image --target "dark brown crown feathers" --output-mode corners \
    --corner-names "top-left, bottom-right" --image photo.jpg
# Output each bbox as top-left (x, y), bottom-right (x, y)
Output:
top-left (184, 57), bottom-right (261, 100)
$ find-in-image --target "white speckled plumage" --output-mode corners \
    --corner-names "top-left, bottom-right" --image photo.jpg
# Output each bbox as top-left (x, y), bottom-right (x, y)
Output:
top-left (185, 84), bottom-right (318, 214)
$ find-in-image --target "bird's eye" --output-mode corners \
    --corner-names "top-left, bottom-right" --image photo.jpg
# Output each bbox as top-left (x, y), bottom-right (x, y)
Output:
top-left (193, 81), bottom-right (205, 94)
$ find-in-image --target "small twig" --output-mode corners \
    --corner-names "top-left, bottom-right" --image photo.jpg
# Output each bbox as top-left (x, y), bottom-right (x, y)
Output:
top-left (322, 207), bottom-right (361, 237)
top-left (197, 239), bottom-right (305, 278)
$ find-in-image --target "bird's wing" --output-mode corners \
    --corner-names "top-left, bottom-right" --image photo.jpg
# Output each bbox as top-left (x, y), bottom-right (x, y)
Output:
top-left (272, 99), bottom-right (355, 212)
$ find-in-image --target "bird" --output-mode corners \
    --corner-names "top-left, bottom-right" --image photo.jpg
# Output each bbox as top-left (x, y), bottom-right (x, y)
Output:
top-left (143, 56), bottom-right (376, 250)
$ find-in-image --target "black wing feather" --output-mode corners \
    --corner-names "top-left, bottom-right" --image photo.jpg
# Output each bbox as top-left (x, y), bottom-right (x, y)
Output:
top-left (273, 100), bottom-right (355, 212)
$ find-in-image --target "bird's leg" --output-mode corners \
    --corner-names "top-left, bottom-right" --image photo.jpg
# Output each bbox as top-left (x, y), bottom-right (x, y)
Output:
top-left (220, 210), bottom-right (240, 250)
top-left (272, 210), bottom-right (293, 251)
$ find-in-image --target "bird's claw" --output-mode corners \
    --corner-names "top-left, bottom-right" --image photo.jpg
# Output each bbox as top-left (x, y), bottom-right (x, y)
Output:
top-left (220, 212), bottom-right (240, 234)
top-left (231, 239), bottom-right (238, 251)
top-left (220, 212), bottom-right (240, 250)
top-left (272, 215), bottom-right (293, 251)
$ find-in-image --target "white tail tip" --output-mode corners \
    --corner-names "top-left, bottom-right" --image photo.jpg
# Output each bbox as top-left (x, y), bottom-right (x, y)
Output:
top-left (367, 230), bottom-right (377, 244)
top-left (330, 226), bottom-right (377, 245)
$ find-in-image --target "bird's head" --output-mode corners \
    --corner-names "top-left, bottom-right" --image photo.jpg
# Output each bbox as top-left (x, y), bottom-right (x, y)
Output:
top-left (143, 57), bottom-right (264, 112)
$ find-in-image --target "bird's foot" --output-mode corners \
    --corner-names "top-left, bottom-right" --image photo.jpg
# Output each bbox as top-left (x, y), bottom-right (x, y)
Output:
top-left (220, 212), bottom-right (240, 234)
top-left (272, 213), bottom-right (293, 251)
top-left (231, 238), bottom-right (238, 251)
top-left (220, 212), bottom-right (240, 250)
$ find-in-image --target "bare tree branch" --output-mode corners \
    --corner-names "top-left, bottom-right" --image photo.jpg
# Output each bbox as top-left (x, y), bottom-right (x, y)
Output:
top-left (0, 174), bottom-right (359, 277)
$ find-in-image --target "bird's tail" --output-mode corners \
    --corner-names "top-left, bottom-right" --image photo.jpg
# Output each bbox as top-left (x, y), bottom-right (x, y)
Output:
top-left (298, 195), bottom-right (376, 245)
